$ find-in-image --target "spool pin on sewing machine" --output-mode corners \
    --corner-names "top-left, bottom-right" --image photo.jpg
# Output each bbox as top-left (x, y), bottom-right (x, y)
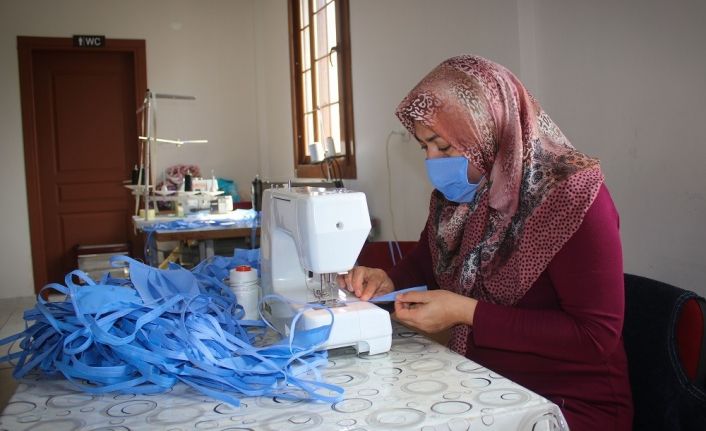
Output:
top-left (260, 186), bottom-right (392, 355)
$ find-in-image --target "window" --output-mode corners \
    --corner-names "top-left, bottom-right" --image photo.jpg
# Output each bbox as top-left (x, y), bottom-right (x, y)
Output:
top-left (288, 0), bottom-right (356, 179)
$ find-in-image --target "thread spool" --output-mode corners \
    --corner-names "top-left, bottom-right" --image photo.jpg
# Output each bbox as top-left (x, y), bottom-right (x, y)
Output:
top-left (138, 208), bottom-right (156, 220)
top-left (131, 165), bottom-right (140, 185)
top-left (184, 171), bottom-right (193, 192)
top-left (251, 175), bottom-right (262, 211)
top-left (229, 265), bottom-right (260, 320)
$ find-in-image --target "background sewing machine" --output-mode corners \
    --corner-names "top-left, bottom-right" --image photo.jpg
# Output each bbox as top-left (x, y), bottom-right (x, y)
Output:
top-left (260, 186), bottom-right (392, 355)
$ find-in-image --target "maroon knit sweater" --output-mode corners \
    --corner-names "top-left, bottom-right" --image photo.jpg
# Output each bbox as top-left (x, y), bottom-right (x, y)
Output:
top-left (388, 185), bottom-right (634, 431)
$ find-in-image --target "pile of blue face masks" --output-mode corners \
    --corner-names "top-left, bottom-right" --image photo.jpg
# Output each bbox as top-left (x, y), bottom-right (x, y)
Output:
top-left (191, 248), bottom-right (261, 279)
top-left (0, 255), bottom-right (342, 406)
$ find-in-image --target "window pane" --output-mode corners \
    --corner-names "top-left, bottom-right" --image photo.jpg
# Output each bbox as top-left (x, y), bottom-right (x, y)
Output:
top-left (289, 0), bottom-right (355, 177)
top-left (331, 102), bottom-right (342, 154)
top-left (328, 53), bottom-right (338, 103)
top-left (300, 28), bottom-right (310, 72)
top-left (326, 2), bottom-right (337, 53)
top-left (318, 105), bottom-right (331, 148)
top-left (300, 0), bottom-right (309, 28)
top-left (303, 70), bottom-right (312, 112)
top-left (316, 58), bottom-right (329, 108)
top-left (314, 9), bottom-right (328, 59)
top-left (304, 112), bottom-right (314, 154)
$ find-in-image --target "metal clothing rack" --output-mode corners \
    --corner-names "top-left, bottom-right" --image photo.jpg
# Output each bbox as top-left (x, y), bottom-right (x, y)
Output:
top-left (132, 90), bottom-right (208, 217)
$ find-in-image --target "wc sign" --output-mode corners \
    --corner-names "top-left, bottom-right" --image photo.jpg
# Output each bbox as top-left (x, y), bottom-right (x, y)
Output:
top-left (73, 35), bottom-right (105, 48)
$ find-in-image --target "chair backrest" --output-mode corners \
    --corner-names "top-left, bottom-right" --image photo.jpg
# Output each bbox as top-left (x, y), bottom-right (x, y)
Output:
top-left (677, 296), bottom-right (706, 383)
top-left (623, 274), bottom-right (706, 431)
top-left (356, 241), bottom-right (418, 272)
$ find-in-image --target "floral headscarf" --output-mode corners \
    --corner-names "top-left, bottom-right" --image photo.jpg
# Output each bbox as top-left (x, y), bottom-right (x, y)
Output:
top-left (395, 55), bottom-right (603, 355)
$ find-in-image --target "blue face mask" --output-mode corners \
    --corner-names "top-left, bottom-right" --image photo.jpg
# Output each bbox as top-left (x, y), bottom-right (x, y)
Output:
top-left (425, 156), bottom-right (481, 203)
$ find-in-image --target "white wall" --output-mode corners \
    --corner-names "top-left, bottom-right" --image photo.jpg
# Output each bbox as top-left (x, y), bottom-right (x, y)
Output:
top-left (254, 0), bottom-right (295, 180)
top-left (525, 0), bottom-right (706, 295)
top-left (347, 0), bottom-right (520, 241)
top-left (0, 0), bottom-right (259, 298)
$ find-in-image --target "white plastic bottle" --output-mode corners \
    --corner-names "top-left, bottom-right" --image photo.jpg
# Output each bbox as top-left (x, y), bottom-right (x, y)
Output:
top-left (229, 265), bottom-right (260, 320)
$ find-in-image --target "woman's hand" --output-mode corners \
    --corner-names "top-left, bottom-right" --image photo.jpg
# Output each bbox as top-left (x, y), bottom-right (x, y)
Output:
top-left (337, 266), bottom-right (394, 301)
top-left (394, 290), bottom-right (477, 333)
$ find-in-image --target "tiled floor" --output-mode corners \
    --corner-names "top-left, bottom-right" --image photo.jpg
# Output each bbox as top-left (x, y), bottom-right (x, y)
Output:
top-left (0, 296), bottom-right (35, 413)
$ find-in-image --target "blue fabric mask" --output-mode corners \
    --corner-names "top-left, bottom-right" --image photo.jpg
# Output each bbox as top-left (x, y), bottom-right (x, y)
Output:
top-left (425, 156), bottom-right (481, 203)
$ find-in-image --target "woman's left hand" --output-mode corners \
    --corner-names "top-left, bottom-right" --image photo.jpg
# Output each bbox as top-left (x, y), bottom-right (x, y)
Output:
top-left (394, 290), bottom-right (477, 333)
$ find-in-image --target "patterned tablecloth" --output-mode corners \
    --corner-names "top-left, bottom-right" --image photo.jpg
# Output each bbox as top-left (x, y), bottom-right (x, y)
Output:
top-left (1, 322), bottom-right (567, 431)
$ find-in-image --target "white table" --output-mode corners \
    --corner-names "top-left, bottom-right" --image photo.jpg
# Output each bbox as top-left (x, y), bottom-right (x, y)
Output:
top-left (1, 322), bottom-right (567, 430)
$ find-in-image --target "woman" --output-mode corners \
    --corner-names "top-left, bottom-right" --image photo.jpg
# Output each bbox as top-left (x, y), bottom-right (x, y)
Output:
top-left (341, 56), bottom-right (633, 430)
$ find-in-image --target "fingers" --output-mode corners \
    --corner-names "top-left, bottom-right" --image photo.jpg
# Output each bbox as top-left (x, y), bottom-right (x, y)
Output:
top-left (396, 291), bottom-right (431, 304)
top-left (393, 291), bottom-right (434, 329)
top-left (342, 266), bottom-right (394, 300)
top-left (350, 267), bottom-right (368, 296)
top-left (393, 298), bottom-right (418, 324)
top-left (394, 298), bottom-right (407, 313)
top-left (336, 272), bottom-right (353, 290)
top-left (395, 291), bottom-right (473, 333)
top-left (359, 277), bottom-right (384, 301)
top-left (361, 270), bottom-right (394, 301)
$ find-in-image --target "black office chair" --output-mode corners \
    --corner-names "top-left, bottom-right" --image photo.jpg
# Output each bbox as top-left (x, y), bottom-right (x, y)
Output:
top-left (623, 274), bottom-right (706, 430)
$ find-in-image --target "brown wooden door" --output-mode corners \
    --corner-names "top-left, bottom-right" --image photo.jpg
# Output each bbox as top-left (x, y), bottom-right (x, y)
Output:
top-left (18, 37), bottom-right (147, 293)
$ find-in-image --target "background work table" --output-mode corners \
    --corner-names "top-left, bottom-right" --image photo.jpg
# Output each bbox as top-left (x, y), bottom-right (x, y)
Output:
top-left (132, 210), bottom-right (260, 264)
top-left (1, 321), bottom-right (567, 430)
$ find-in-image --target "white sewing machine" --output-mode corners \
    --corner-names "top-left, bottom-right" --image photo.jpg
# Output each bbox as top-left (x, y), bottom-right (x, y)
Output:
top-left (260, 186), bottom-right (392, 355)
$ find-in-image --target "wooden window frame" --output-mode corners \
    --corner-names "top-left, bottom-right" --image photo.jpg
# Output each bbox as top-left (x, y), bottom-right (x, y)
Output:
top-left (288, 0), bottom-right (356, 179)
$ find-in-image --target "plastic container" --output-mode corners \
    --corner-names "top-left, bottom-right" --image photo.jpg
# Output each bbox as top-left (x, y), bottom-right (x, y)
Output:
top-left (229, 265), bottom-right (260, 320)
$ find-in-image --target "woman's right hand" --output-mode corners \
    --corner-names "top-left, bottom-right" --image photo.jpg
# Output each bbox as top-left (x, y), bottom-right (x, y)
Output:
top-left (337, 266), bottom-right (394, 301)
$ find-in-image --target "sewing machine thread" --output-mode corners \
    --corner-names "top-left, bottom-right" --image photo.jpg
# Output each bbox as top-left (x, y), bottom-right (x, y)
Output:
top-left (229, 265), bottom-right (260, 320)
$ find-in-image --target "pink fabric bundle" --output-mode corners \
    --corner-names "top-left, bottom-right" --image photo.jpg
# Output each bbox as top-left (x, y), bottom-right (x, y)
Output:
top-left (156, 164), bottom-right (201, 191)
